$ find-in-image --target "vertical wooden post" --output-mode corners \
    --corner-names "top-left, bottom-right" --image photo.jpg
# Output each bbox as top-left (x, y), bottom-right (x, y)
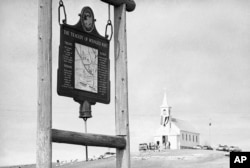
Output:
top-left (37, 0), bottom-right (52, 167)
top-left (114, 4), bottom-right (130, 168)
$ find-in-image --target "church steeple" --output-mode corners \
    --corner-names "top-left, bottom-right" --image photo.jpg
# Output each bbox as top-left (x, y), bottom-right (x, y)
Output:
top-left (161, 91), bottom-right (169, 108)
top-left (160, 90), bottom-right (172, 127)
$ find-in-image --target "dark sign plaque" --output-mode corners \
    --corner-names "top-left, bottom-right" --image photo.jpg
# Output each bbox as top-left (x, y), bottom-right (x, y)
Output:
top-left (57, 7), bottom-right (110, 104)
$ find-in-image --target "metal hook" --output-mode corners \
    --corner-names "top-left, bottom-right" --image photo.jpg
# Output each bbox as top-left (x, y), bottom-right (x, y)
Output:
top-left (105, 5), bottom-right (113, 41)
top-left (58, 0), bottom-right (67, 25)
top-left (105, 20), bottom-right (113, 41)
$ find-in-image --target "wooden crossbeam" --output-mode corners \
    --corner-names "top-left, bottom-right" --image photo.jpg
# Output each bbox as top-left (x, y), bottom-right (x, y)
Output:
top-left (101, 0), bottom-right (136, 12)
top-left (52, 129), bottom-right (126, 149)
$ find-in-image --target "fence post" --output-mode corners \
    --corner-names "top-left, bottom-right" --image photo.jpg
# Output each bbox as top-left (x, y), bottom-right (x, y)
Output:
top-left (37, 0), bottom-right (52, 167)
top-left (114, 4), bottom-right (131, 168)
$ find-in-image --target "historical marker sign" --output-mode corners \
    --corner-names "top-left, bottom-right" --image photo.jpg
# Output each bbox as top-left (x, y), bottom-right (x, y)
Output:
top-left (57, 7), bottom-right (110, 104)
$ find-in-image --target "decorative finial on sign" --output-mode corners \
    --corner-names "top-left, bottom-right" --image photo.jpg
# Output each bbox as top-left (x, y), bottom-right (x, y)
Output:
top-left (81, 7), bottom-right (95, 33)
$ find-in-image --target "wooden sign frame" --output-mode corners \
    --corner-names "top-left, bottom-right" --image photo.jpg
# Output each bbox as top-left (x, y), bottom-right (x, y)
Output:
top-left (37, 1), bottom-right (136, 168)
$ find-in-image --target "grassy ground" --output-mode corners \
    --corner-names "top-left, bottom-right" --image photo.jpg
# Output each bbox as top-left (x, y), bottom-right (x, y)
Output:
top-left (1, 149), bottom-right (229, 168)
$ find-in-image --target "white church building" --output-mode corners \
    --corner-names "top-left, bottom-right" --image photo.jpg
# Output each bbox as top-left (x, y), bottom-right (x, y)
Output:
top-left (154, 92), bottom-right (200, 150)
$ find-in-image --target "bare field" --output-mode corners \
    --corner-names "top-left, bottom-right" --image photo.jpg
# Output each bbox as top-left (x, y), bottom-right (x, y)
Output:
top-left (131, 150), bottom-right (229, 168)
top-left (1, 150), bottom-right (229, 168)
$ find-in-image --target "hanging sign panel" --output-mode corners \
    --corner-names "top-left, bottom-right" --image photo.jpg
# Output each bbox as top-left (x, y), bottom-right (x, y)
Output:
top-left (57, 7), bottom-right (110, 104)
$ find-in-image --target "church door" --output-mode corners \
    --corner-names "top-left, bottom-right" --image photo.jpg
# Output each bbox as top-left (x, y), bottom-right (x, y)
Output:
top-left (162, 135), bottom-right (168, 149)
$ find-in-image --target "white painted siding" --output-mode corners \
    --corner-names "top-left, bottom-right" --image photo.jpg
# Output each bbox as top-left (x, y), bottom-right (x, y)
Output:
top-left (154, 121), bottom-right (200, 150)
top-left (180, 131), bottom-right (199, 149)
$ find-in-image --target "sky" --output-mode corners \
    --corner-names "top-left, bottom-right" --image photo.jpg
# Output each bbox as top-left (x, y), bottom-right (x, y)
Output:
top-left (1, 0), bottom-right (250, 166)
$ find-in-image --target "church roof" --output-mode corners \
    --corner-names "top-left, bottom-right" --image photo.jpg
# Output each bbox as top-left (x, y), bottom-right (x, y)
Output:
top-left (171, 118), bottom-right (198, 133)
top-left (155, 117), bottom-right (199, 136)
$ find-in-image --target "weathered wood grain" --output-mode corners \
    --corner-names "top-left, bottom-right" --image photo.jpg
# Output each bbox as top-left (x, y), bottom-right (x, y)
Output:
top-left (52, 129), bottom-right (126, 149)
top-left (37, 0), bottom-right (52, 168)
top-left (114, 4), bottom-right (131, 168)
top-left (101, 0), bottom-right (136, 12)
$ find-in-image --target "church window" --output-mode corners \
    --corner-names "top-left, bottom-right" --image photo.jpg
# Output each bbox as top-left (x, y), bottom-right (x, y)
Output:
top-left (186, 134), bottom-right (187, 141)
top-left (196, 136), bottom-right (198, 142)
top-left (193, 135), bottom-right (194, 142)
top-left (189, 135), bottom-right (191, 141)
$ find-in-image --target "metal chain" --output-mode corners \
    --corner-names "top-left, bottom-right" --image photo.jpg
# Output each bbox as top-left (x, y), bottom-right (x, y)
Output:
top-left (105, 4), bottom-right (113, 41)
top-left (58, 0), bottom-right (67, 25)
